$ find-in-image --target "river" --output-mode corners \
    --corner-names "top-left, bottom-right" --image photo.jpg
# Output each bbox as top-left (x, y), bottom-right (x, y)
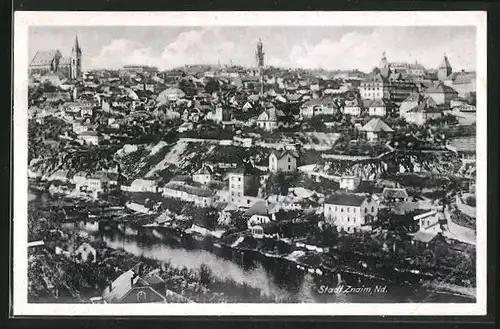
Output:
top-left (29, 190), bottom-right (474, 303)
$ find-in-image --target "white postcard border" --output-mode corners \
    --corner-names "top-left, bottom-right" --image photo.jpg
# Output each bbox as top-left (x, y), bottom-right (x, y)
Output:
top-left (13, 11), bottom-right (488, 316)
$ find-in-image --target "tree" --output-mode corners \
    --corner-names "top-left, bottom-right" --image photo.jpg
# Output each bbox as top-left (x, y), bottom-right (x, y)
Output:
top-left (266, 173), bottom-right (288, 196)
top-left (199, 264), bottom-right (213, 286)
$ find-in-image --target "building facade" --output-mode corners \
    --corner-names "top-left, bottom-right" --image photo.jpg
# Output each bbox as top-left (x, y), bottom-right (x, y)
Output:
top-left (323, 194), bottom-right (378, 233)
top-left (268, 150), bottom-right (298, 173)
top-left (360, 72), bottom-right (390, 100)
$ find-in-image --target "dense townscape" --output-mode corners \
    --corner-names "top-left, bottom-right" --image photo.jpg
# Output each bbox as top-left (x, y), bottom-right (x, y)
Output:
top-left (27, 36), bottom-right (477, 304)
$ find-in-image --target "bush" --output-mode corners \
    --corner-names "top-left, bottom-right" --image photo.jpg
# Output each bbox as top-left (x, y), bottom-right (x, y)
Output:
top-left (465, 196), bottom-right (476, 207)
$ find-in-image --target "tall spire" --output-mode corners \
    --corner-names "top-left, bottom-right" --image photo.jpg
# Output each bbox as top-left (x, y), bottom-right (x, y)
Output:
top-left (73, 35), bottom-right (81, 54)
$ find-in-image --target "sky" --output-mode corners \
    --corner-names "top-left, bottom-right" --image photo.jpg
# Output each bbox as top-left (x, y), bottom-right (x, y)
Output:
top-left (29, 26), bottom-right (476, 72)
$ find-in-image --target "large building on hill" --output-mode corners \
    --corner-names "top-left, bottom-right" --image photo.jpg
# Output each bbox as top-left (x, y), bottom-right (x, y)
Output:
top-left (377, 51), bottom-right (426, 79)
top-left (29, 35), bottom-right (82, 80)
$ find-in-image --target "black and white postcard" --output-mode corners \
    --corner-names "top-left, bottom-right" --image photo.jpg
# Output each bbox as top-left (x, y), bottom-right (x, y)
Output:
top-left (13, 11), bottom-right (487, 316)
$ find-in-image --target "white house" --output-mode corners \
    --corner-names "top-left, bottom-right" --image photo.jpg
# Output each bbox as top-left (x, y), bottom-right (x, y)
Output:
top-left (256, 107), bottom-right (281, 131)
top-left (299, 96), bottom-right (338, 118)
top-left (339, 176), bottom-right (361, 191)
top-left (367, 99), bottom-right (387, 117)
top-left (342, 99), bottom-right (362, 117)
top-left (78, 131), bottom-right (101, 146)
top-left (74, 242), bottom-right (97, 263)
top-left (162, 182), bottom-right (215, 207)
top-left (72, 171), bottom-right (119, 197)
top-left (193, 166), bottom-right (212, 185)
top-left (268, 150), bottom-right (298, 173)
top-left (247, 214), bottom-right (272, 228)
top-left (323, 194), bottom-right (378, 233)
top-left (123, 178), bottom-right (159, 193)
top-left (359, 118), bottom-right (394, 142)
top-left (404, 102), bottom-right (442, 126)
top-left (414, 210), bottom-right (443, 234)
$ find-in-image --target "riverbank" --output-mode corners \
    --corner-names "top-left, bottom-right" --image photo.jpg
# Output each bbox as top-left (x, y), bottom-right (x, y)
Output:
top-left (28, 187), bottom-right (476, 303)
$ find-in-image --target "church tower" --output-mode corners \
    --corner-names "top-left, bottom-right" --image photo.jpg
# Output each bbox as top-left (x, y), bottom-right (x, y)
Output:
top-left (379, 51), bottom-right (389, 69)
top-left (255, 38), bottom-right (265, 96)
top-left (70, 35), bottom-right (82, 80)
top-left (438, 53), bottom-right (452, 81)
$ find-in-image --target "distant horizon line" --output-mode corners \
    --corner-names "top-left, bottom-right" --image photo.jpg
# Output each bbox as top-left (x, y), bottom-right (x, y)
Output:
top-left (85, 62), bottom-right (476, 74)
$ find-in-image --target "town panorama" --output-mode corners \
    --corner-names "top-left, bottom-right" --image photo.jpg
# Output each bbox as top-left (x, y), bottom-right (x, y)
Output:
top-left (27, 29), bottom-right (477, 304)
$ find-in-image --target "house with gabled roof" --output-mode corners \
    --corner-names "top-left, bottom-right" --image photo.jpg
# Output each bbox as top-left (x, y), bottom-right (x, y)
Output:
top-left (367, 99), bottom-right (388, 117)
top-left (323, 193), bottom-right (378, 233)
top-left (102, 263), bottom-right (175, 304)
top-left (359, 118), bottom-right (394, 142)
top-left (193, 165), bottom-right (213, 185)
top-left (404, 97), bottom-right (443, 126)
top-left (256, 105), bottom-right (286, 131)
top-left (425, 82), bottom-right (458, 106)
top-left (342, 98), bottom-right (363, 117)
top-left (299, 96), bottom-right (339, 118)
top-left (268, 149), bottom-right (299, 173)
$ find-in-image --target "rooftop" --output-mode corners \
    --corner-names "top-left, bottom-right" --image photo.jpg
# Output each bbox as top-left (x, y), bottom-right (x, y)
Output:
top-left (270, 149), bottom-right (299, 160)
top-left (164, 182), bottom-right (215, 198)
top-left (324, 193), bottom-right (368, 206)
top-left (426, 83), bottom-right (458, 94)
top-left (412, 231), bottom-right (439, 243)
top-left (30, 50), bottom-right (62, 67)
top-left (382, 187), bottom-right (408, 199)
top-left (360, 118), bottom-right (394, 133)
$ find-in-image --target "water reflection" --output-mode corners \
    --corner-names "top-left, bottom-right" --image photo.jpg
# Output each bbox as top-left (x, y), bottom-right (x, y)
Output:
top-left (30, 187), bottom-right (475, 303)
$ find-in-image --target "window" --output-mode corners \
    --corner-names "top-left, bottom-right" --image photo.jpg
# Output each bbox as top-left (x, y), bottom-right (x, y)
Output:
top-left (288, 165), bottom-right (291, 170)
top-left (347, 208), bottom-right (350, 213)
top-left (341, 207), bottom-right (343, 212)
top-left (347, 217), bottom-right (350, 222)
top-left (288, 157), bottom-right (291, 163)
top-left (335, 206), bottom-right (337, 211)
top-left (238, 177), bottom-right (241, 182)
top-left (365, 208), bottom-right (367, 213)
top-left (371, 206), bottom-right (374, 212)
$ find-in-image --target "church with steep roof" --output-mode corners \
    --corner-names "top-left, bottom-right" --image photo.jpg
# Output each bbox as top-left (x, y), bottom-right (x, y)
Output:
top-left (29, 35), bottom-right (82, 80)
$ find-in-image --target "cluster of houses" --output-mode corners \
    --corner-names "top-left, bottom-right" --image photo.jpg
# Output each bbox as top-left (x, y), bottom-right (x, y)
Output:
top-left (31, 51), bottom-right (475, 243)
top-left (29, 50), bottom-right (476, 156)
